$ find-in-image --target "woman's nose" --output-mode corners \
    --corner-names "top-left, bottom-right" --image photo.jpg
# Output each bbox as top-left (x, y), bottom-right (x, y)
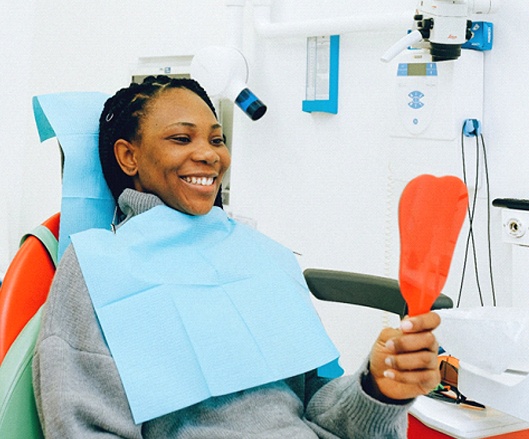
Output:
top-left (192, 140), bottom-right (219, 165)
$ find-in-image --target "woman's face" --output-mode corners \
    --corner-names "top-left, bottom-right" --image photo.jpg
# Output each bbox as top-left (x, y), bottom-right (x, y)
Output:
top-left (116, 88), bottom-right (231, 215)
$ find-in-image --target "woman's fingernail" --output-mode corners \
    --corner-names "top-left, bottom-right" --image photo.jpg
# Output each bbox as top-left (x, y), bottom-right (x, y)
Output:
top-left (400, 320), bottom-right (413, 331)
top-left (385, 356), bottom-right (393, 367)
top-left (385, 340), bottom-right (395, 352)
top-left (384, 370), bottom-right (395, 379)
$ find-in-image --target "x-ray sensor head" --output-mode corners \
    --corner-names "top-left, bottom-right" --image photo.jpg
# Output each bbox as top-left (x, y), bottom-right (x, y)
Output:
top-left (191, 46), bottom-right (267, 121)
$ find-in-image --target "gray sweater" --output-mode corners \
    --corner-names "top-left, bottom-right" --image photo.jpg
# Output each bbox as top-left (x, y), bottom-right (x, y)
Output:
top-left (33, 189), bottom-right (411, 438)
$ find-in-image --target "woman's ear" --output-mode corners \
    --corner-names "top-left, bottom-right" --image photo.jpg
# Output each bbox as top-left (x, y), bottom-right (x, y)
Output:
top-left (114, 139), bottom-right (138, 176)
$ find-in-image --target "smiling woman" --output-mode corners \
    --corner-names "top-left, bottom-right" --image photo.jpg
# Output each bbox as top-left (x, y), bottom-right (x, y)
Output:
top-left (32, 75), bottom-right (441, 439)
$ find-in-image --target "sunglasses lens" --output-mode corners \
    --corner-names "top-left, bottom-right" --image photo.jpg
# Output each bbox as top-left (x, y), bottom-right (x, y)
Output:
top-left (431, 357), bottom-right (486, 410)
top-left (440, 360), bottom-right (458, 388)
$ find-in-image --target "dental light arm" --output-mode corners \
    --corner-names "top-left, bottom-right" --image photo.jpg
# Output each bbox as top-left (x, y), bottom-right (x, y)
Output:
top-left (190, 46), bottom-right (267, 121)
top-left (381, 0), bottom-right (498, 63)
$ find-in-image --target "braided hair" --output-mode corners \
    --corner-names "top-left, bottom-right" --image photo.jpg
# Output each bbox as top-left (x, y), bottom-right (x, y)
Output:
top-left (99, 75), bottom-right (223, 208)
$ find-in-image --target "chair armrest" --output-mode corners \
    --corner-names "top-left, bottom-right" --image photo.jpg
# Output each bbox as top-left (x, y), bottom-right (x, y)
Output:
top-left (304, 268), bottom-right (453, 319)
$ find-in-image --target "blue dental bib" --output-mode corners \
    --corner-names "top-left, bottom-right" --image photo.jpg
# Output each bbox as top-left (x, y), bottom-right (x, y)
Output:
top-left (71, 206), bottom-right (339, 424)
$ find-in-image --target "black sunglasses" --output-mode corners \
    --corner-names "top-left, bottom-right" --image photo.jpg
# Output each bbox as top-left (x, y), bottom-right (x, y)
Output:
top-left (429, 356), bottom-right (485, 410)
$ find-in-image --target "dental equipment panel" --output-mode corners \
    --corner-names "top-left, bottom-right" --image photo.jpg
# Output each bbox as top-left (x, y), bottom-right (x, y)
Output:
top-left (389, 48), bottom-right (484, 140)
top-left (395, 58), bottom-right (439, 136)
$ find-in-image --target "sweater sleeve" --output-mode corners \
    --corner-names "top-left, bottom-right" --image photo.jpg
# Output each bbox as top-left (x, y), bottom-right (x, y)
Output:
top-left (304, 361), bottom-right (412, 439)
top-left (32, 245), bottom-right (142, 439)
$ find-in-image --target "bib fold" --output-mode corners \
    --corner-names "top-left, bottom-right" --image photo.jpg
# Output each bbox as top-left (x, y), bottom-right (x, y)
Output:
top-left (72, 206), bottom-right (339, 424)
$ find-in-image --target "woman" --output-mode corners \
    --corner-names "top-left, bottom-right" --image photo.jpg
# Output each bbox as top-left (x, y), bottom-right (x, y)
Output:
top-left (33, 76), bottom-right (441, 438)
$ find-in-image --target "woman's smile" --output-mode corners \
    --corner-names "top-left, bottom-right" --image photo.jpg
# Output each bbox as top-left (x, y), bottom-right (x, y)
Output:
top-left (180, 175), bottom-right (216, 187)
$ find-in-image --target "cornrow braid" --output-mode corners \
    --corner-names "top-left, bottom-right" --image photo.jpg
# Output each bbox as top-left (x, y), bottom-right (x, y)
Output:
top-left (98, 75), bottom-right (223, 208)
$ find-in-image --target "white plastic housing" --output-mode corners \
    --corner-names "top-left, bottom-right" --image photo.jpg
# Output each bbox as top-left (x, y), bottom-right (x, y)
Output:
top-left (190, 46), bottom-right (249, 101)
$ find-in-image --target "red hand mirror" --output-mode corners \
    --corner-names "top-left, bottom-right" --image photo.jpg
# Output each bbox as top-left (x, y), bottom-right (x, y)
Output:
top-left (398, 175), bottom-right (468, 316)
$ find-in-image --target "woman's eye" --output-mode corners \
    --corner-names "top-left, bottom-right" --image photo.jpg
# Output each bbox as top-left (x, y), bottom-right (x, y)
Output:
top-left (211, 137), bottom-right (225, 146)
top-left (171, 136), bottom-right (191, 143)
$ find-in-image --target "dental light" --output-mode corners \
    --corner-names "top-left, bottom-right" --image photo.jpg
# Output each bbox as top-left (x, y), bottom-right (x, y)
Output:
top-left (190, 46), bottom-right (267, 121)
top-left (382, 0), bottom-right (498, 63)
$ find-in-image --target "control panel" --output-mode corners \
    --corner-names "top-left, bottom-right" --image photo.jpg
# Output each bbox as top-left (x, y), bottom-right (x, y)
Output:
top-left (396, 62), bottom-right (438, 135)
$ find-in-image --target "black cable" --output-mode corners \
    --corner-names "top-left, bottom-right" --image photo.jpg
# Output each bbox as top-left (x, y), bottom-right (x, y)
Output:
top-left (457, 129), bottom-right (469, 307)
top-left (458, 127), bottom-right (485, 307)
top-left (480, 133), bottom-right (497, 305)
top-left (469, 134), bottom-right (485, 306)
top-left (457, 123), bottom-right (497, 307)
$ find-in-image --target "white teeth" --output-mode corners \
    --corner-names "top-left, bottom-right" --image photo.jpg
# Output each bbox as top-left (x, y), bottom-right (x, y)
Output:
top-left (183, 176), bottom-right (214, 186)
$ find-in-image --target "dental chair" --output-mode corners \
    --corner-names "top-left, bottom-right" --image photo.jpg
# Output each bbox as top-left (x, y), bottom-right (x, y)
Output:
top-left (0, 91), bottom-right (110, 438)
top-left (0, 213), bottom-right (59, 364)
top-left (0, 308), bottom-right (44, 438)
top-left (0, 215), bottom-right (58, 439)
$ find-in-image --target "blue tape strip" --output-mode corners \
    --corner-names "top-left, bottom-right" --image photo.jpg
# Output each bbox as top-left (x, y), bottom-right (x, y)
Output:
top-left (235, 89), bottom-right (258, 112)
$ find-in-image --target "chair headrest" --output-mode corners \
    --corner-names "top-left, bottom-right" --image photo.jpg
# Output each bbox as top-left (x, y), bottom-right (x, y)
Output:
top-left (33, 92), bottom-right (114, 259)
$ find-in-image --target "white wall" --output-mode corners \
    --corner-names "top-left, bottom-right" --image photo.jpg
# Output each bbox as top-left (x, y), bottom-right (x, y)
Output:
top-left (1, 0), bottom-right (527, 372)
top-left (0, 2), bottom-right (36, 277)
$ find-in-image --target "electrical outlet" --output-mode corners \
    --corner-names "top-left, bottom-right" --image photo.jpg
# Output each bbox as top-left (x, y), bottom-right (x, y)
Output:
top-left (501, 208), bottom-right (529, 246)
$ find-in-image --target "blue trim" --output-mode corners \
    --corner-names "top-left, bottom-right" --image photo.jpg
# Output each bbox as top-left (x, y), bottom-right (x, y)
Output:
top-left (235, 88), bottom-right (267, 121)
top-left (462, 22), bottom-right (493, 52)
top-left (302, 35), bottom-right (340, 114)
top-left (235, 88), bottom-right (257, 112)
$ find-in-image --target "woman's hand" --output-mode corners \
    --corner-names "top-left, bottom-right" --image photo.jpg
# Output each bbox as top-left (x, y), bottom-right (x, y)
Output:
top-left (368, 312), bottom-right (441, 401)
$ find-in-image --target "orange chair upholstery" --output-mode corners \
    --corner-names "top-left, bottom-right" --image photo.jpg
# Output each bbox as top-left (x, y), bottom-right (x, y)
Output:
top-left (0, 213), bottom-right (59, 364)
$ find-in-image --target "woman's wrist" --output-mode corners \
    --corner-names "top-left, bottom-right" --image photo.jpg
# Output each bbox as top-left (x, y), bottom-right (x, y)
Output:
top-left (360, 368), bottom-right (414, 406)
